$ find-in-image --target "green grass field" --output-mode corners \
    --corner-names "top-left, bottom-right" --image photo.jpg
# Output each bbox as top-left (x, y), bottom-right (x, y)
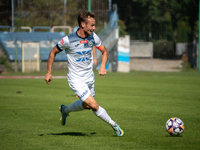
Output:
top-left (0, 70), bottom-right (200, 150)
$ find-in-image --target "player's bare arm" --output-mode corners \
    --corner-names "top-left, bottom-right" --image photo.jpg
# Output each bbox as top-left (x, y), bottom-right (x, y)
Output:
top-left (45, 46), bottom-right (60, 84)
top-left (98, 45), bottom-right (109, 76)
top-left (92, 46), bottom-right (98, 65)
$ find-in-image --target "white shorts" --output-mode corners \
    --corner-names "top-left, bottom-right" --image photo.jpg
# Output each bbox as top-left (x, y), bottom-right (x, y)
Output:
top-left (68, 78), bottom-right (95, 101)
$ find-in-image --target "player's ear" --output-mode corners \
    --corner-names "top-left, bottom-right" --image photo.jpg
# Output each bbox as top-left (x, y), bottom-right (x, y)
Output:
top-left (81, 22), bottom-right (85, 28)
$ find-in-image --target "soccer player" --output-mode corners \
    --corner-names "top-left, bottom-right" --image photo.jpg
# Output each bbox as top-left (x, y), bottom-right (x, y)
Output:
top-left (44, 11), bottom-right (124, 136)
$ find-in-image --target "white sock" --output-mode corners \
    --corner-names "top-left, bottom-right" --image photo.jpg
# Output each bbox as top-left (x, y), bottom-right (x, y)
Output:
top-left (64, 100), bottom-right (84, 114)
top-left (92, 106), bottom-right (116, 126)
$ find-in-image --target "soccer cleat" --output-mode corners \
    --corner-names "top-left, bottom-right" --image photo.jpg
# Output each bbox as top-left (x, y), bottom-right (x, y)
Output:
top-left (112, 123), bottom-right (124, 136)
top-left (59, 105), bottom-right (69, 126)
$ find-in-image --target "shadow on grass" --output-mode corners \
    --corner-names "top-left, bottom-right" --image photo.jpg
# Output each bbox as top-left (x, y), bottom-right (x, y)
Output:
top-left (39, 132), bottom-right (96, 137)
top-left (165, 134), bottom-right (183, 137)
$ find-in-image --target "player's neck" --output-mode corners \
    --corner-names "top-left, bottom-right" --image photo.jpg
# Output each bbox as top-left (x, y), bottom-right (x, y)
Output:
top-left (77, 29), bottom-right (87, 39)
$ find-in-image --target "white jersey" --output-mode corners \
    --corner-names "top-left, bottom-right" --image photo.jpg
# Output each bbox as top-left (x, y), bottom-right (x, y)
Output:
top-left (56, 30), bottom-right (102, 82)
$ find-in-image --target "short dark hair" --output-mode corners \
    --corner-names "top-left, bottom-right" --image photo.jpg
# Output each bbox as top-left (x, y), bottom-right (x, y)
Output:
top-left (78, 11), bottom-right (95, 26)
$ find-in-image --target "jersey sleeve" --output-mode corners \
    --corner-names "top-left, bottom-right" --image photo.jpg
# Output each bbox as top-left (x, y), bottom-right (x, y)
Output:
top-left (93, 32), bottom-right (104, 51)
top-left (56, 36), bottom-right (69, 51)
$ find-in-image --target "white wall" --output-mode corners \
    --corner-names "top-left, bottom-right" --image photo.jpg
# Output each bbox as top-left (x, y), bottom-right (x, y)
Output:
top-left (117, 35), bottom-right (130, 72)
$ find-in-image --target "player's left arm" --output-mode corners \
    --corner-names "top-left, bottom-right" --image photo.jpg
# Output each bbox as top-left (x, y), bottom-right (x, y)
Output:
top-left (98, 45), bottom-right (109, 76)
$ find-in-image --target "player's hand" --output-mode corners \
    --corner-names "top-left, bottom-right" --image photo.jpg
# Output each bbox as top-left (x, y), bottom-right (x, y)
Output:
top-left (44, 73), bottom-right (52, 84)
top-left (98, 67), bottom-right (106, 76)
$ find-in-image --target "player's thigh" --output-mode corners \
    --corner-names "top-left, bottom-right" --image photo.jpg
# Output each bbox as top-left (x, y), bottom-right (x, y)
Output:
top-left (88, 80), bottom-right (95, 98)
top-left (68, 82), bottom-right (91, 101)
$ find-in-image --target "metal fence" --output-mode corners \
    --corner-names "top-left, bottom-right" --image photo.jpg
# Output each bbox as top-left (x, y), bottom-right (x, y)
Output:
top-left (0, 0), bottom-right (199, 69)
top-left (113, 0), bottom-right (199, 68)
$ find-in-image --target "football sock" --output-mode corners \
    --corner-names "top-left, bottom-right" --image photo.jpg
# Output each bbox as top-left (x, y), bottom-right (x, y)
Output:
top-left (92, 106), bottom-right (116, 126)
top-left (64, 100), bottom-right (84, 114)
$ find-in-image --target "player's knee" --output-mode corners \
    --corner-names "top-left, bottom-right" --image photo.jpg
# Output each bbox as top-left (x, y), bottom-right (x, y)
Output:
top-left (90, 103), bottom-right (99, 111)
top-left (82, 102), bottom-right (99, 111)
top-left (82, 102), bottom-right (91, 110)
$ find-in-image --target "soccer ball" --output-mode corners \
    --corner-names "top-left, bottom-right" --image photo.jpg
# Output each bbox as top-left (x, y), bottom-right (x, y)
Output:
top-left (165, 117), bottom-right (184, 136)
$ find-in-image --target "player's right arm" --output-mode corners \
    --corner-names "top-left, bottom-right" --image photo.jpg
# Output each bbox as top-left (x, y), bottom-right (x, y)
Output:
top-left (45, 46), bottom-right (60, 84)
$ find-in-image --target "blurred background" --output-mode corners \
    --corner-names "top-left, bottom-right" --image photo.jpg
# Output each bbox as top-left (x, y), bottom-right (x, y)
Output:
top-left (0, 0), bottom-right (199, 73)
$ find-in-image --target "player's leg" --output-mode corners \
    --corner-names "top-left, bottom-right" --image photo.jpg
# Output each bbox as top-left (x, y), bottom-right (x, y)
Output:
top-left (59, 80), bottom-right (124, 136)
top-left (63, 99), bottom-right (85, 114)
top-left (84, 95), bottom-right (124, 136)
top-left (59, 80), bottom-right (96, 125)
top-left (59, 105), bottom-right (69, 126)
top-left (60, 100), bottom-right (92, 126)
top-left (84, 95), bottom-right (114, 125)
top-left (59, 82), bottom-right (87, 126)
top-left (59, 99), bottom-right (88, 125)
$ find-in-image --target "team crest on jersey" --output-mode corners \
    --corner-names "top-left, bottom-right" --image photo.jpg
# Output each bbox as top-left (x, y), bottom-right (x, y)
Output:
top-left (88, 41), bottom-right (93, 47)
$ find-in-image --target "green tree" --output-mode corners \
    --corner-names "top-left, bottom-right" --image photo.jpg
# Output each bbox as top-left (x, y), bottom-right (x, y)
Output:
top-left (112, 0), bottom-right (198, 51)
top-left (162, 0), bottom-right (198, 52)
top-left (14, 0), bottom-right (78, 28)
top-left (118, 19), bottom-right (127, 37)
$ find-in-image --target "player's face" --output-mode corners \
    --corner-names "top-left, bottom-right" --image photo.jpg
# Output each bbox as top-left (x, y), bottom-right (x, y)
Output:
top-left (84, 17), bottom-right (95, 36)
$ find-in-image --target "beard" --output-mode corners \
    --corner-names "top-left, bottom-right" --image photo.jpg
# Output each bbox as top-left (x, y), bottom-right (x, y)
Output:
top-left (84, 30), bottom-right (93, 37)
